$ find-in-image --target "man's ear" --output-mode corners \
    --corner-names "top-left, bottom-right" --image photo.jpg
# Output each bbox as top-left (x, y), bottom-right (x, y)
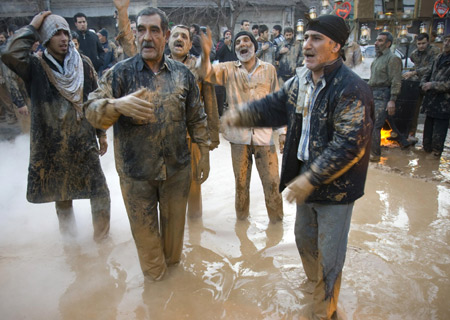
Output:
top-left (332, 42), bottom-right (341, 54)
top-left (165, 29), bottom-right (170, 43)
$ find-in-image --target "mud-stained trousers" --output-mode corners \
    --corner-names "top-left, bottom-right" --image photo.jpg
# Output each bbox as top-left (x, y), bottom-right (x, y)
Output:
top-left (423, 115), bottom-right (450, 155)
top-left (295, 202), bottom-right (354, 320)
top-left (371, 87), bottom-right (409, 156)
top-left (230, 143), bottom-right (283, 223)
top-left (55, 195), bottom-right (111, 242)
top-left (119, 165), bottom-right (191, 280)
top-left (187, 137), bottom-right (202, 218)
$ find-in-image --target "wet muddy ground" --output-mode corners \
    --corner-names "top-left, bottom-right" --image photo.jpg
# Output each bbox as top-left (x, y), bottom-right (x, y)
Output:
top-left (0, 122), bottom-right (449, 319)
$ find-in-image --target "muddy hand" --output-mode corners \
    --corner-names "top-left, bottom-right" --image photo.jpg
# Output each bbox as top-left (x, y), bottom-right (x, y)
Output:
top-left (200, 27), bottom-right (213, 59)
top-left (279, 134), bottom-right (286, 153)
top-left (114, 88), bottom-right (156, 121)
top-left (221, 108), bottom-right (241, 128)
top-left (285, 173), bottom-right (315, 204)
top-left (98, 135), bottom-right (108, 156)
top-left (113, 0), bottom-right (130, 11)
top-left (196, 146), bottom-right (210, 184)
top-left (30, 11), bottom-right (52, 30)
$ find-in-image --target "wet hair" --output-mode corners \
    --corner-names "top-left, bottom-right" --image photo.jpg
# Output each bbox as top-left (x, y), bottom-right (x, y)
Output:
top-left (379, 31), bottom-right (394, 47)
top-left (171, 24), bottom-right (192, 41)
top-left (284, 27), bottom-right (294, 34)
top-left (417, 33), bottom-right (429, 42)
top-left (259, 24), bottom-right (268, 35)
top-left (73, 12), bottom-right (87, 22)
top-left (273, 24), bottom-right (282, 33)
top-left (137, 7), bottom-right (169, 32)
top-left (252, 24), bottom-right (259, 31)
top-left (241, 19), bottom-right (249, 26)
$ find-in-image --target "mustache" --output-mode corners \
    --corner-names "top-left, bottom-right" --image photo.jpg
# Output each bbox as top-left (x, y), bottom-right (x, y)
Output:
top-left (174, 40), bottom-right (184, 47)
top-left (142, 41), bottom-right (155, 49)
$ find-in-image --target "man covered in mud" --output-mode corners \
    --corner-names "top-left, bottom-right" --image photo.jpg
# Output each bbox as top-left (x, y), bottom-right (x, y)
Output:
top-left (221, 15), bottom-right (374, 319)
top-left (368, 32), bottom-right (410, 162)
top-left (200, 29), bottom-right (285, 223)
top-left (420, 34), bottom-right (450, 158)
top-left (85, 7), bottom-right (211, 281)
top-left (113, 0), bottom-right (220, 219)
top-left (1, 12), bottom-right (111, 242)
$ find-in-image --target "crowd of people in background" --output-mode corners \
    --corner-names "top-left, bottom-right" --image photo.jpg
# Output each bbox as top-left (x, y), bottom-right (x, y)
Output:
top-left (0, 4), bottom-right (449, 320)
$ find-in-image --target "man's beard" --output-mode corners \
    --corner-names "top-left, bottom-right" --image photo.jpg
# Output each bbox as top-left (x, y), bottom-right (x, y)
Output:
top-left (236, 45), bottom-right (255, 63)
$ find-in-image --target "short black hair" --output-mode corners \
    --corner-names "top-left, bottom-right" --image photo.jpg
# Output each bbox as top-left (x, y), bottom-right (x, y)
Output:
top-left (252, 24), bottom-right (259, 30)
top-left (7, 24), bottom-right (18, 34)
top-left (241, 19), bottom-right (249, 25)
top-left (417, 33), bottom-right (429, 42)
top-left (379, 31), bottom-right (394, 47)
top-left (273, 25), bottom-right (282, 33)
top-left (191, 23), bottom-right (200, 35)
top-left (259, 24), bottom-right (268, 35)
top-left (137, 7), bottom-right (169, 32)
top-left (73, 12), bottom-right (87, 22)
top-left (284, 27), bottom-right (294, 34)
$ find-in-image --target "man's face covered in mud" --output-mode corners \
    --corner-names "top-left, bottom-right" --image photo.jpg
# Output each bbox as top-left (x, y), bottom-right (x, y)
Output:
top-left (235, 35), bottom-right (255, 63)
top-left (168, 26), bottom-right (192, 59)
top-left (137, 14), bottom-right (168, 62)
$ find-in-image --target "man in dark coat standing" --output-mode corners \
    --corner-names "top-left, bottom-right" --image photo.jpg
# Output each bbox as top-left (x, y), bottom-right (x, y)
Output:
top-left (420, 34), bottom-right (450, 158)
top-left (222, 15), bottom-right (374, 319)
top-left (1, 12), bottom-right (111, 242)
top-left (74, 12), bottom-right (104, 73)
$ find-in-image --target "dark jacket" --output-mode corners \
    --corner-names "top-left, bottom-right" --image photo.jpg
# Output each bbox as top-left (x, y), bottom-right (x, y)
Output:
top-left (275, 39), bottom-right (303, 81)
top-left (76, 29), bottom-right (105, 72)
top-left (420, 53), bottom-right (450, 119)
top-left (215, 39), bottom-right (236, 62)
top-left (238, 58), bottom-right (374, 204)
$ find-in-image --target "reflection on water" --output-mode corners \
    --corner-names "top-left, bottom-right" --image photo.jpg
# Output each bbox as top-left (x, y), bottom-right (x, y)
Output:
top-left (1, 134), bottom-right (449, 319)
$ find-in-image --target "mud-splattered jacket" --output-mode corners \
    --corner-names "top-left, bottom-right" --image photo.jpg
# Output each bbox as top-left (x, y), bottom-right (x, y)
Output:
top-left (256, 40), bottom-right (275, 65)
top-left (236, 58), bottom-right (374, 204)
top-left (368, 47), bottom-right (402, 101)
top-left (85, 54), bottom-right (210, 180)
top-left (409, 45), bottom-right (441, 80)
top-left (275, 39), bottom-right (303, 81)
top-left (420, 53), bottom-right (450, 119)
top-left (1, 26), bottom-right (109, 203)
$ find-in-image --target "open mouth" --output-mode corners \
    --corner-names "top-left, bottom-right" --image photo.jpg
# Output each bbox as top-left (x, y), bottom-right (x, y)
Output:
top-left (240, 48), bottom-right (248, 55)
top-left (175, 42), bottom-right (184, 48)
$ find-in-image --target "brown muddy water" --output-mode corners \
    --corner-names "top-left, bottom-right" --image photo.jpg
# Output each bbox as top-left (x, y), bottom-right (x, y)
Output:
top-left (0, 128), bottom-right (449, 320)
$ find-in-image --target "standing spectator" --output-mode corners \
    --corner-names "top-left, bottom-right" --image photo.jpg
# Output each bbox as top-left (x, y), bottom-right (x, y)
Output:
top-left (420, 34), bottom-right (450, 158)
top-left (201, 29), bottom-right (285, 223)
top-left (85, 7), bottom-right (211, 281)
top-left (0, 31), bottom-right (17, 124)
top-left (2, 12), bottom-right (111, 242)
top-left (368, 32), bottom-right (410, 162)
top-left (251, 24), bottom-right (259, 40)
top-left (275, 27), bottom-right (303, 86)
top-left (221, 15), bottom-right (373, 319)
top-left (257, 24), bottom-right (275, 65)
top-left (402, 33), bottom-right (441, 143)
top-left (73, 12), bottom-right (104, 72)
top-left (189, 24), bottom-right (202, 57)
top-left (240, 20), bottom-right (250, 32)
top-left (272, 24), bottom-right (285, 49)
top-left (215, 29), bottom-right (237, 116)
top-left (97, 28), bottom-right (118, 75)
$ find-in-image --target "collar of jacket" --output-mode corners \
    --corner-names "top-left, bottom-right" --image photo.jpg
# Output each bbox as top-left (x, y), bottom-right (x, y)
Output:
top-left (137, 54), bottom-right (173, 72)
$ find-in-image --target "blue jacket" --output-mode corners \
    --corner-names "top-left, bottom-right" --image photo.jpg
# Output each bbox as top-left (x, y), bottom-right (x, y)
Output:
top-left (239, 58), bottom-right (374, 204)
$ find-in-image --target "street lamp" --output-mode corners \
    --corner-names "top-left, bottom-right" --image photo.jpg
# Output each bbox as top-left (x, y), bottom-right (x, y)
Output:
top-left (420, 22), bottom-right (427, 34)
top-left (399, 25), bottom-right (409, 44)
top-left (359, 24), bottom-right (370, 45)
top-left (320, 0), bottom-right (330, 15)
top-left (296, 19), bottom-right (304, 41)
top-left (435, 22), bottom-right (445, 42)
top-left (309, 6), bottom-right (317, 19)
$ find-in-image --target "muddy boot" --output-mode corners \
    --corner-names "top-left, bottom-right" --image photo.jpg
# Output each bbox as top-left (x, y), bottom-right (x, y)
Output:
top-left (91, 196), bottom-right (111, 243)
top-left (55, 200), bottom-right (77, 240)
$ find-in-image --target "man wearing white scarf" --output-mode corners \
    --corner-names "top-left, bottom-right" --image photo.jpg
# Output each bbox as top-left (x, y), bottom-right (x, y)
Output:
top-left (1, 12), bottom-right (111, 243)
